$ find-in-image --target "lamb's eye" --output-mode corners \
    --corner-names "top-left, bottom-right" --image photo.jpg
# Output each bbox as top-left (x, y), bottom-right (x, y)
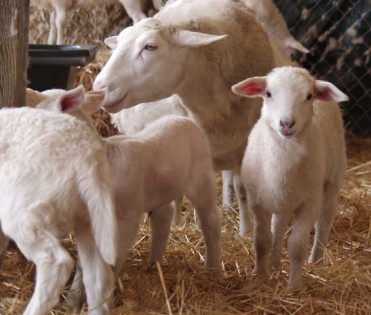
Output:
top-left (266, 90), bottom-right (272, 98)
top-left (144, 43), bottom-right (158, 51)
top-left (306, 93), bottom-right (312, 101)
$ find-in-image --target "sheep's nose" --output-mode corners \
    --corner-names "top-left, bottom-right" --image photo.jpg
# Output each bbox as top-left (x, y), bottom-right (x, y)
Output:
top-left (279, 120), bottom-right (295, 128)
top-left (279, 120), bottom-right (296, 136)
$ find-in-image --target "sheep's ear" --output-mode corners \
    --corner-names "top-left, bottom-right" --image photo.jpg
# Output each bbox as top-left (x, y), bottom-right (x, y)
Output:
top-left (173, 30), bottom-right (227, 47)
top-left (104, 36), bottom-right (118, 49)
top-left (59, 85), bottom-right (85, 112)
top-left (83, 90), bottom-right (106, 113)
top-left (314, 80), bottom-right (349, 103)
top-left (284, 37), bottom-right (309, 54)
top-left (231, 77), bottom-right (267, 97)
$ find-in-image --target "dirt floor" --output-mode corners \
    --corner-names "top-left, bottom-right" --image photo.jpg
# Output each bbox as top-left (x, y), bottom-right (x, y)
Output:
top-left (0, 3), bottom-right (370, 314)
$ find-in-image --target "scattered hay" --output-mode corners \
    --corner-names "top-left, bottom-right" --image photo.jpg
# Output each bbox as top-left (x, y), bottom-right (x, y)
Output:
top-left (1, 137), bottom-right (370, 314)
top-left (2, 4), bottom-right (368, 314)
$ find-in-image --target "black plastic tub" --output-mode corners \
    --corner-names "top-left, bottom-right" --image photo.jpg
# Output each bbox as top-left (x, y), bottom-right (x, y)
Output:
top-left (27, 44), bottom-right (98, 92)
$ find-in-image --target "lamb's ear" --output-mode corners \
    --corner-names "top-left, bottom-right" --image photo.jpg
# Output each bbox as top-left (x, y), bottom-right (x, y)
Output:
top-left (59, 85), bottom-right (85, 112)
top-left (314, 80), bottom-right (349, 103)
top-left (104, 36), bottom-right (118, 49)
top-left (284, 37), bottom-right (309, 54)
top-left (173, 30), bottom-right (227, 47)
top-left (83, 89), bottom-right (106, 114)
top-left (231, 77), bottom-right (267, 97)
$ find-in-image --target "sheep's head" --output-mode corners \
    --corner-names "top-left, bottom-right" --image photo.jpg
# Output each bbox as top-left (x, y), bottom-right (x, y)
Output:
top-left (93, 18), bottom-right (226, 113)
top-left (232, 66), bottom-right (349, 138)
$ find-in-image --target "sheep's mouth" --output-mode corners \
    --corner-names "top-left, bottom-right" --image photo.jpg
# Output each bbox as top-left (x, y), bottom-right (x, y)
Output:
top-left (103, 93), bottom-right (127, 113)
top-left (279, 130), bottom-right (295, 137)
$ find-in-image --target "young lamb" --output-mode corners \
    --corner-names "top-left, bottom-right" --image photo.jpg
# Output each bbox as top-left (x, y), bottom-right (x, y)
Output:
top-left (232, 66), bottom-right (348, 292)
top-left (36, 86), bottom-right (222, 307)
top-left (243, 0), bottom-right (309, 56)
top-left (31, 0), bottom-right (162, 44)
top-left (0, 105), bottom-right (117, 314)
top-left (93, 0), bottom-right (275, 236)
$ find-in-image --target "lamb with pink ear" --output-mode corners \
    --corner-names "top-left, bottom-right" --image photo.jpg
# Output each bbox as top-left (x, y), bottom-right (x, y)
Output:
top-left (232, 66), bottom-right (348, 293)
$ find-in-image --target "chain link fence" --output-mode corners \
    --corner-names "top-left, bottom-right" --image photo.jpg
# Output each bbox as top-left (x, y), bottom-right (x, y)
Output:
top-left (274, 0), bottom-right (370, 137)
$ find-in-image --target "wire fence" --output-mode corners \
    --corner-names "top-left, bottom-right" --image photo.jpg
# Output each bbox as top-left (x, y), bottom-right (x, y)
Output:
top-left (274, 0), bottom-right (370, 137)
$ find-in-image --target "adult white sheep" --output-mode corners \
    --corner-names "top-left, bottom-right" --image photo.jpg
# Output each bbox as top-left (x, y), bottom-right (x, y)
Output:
top-left (0, 105), bottom-right (117, 314)
top-left (36, 86), bottom-right (222, 307)
top-left (163, 0), bottom-right (308, 58)
top-left (93, 0), bottom-right (275, 236)
top-left (32, 0), bottom-right (162, 44)
top-left (232, 66), bottom-right (348, 292)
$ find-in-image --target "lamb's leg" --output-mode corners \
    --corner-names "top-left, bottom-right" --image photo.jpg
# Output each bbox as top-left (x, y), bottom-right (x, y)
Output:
top-left (171, 196), bottom-right (184, 226)
top-left (17, 236), bottom-right (74, 315)
top-left (0, 228), bottom-right (9, 263)
top-left (222, 170), bottom-right (235, 209)
top-left (309, 191), bottom-right (339, 263)
top-left (66, 207), bottom-right (143, 308)
top-left (55, 7), bottom-right (67, 45)
top-left (234, 172), bottom-right (253, 236)
top-left (287, 202), bottom-right (318, 293)
top-left (74, 229), bottom-right (115, 315)
top-left (47, 10), bottom-right (57, 45)
top-left (270, 213), bottom-right (290, 270)
top-left (187, 176), bottom-right (221, 269)
top-left (148, 204), bottom-right (173, 265)
top-left (152, 0), bottom-right (163, 10)
top-left (251, 205), bottom-right (272, 275)
top-left (64, 258), bottom-right (85, 309)
top-left (114, 208), bottom-right (143, 277)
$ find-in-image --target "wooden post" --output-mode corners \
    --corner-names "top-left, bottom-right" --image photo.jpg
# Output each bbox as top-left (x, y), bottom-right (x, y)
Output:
top-left (0, 0), bottom-right (30, 107)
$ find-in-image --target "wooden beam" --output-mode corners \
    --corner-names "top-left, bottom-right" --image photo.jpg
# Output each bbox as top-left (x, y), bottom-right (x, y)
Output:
top-left (0, 0), bottom-right (30, 108)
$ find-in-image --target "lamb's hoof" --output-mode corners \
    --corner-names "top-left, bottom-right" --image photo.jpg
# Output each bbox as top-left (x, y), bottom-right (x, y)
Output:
top-left (251, 270), bottom-right (269, 285)
top-left (222, 203), bottom-right (233, 211)
top-left (287, 279), bottom-right (305, 294)
top-left (251, 266), bottom-right (268, 277)
top-left (269, 255), bottom-right (282, 270)
top-left (239, 228), bottom-right (253, 239)
top-left (64, 290), bottom-right (85, 310)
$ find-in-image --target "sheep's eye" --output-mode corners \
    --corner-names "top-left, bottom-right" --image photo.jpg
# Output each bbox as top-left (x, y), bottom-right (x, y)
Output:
top-left (266, 90), bottom-right (272, 98)
top-left (144, 43), bottom-right (158, 51)
top-left (306, 93), bottom-right (312, 101)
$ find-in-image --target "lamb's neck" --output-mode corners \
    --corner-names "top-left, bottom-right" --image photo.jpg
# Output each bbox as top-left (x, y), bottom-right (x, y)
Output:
top-left (266, 124), bottom-right (310, 171)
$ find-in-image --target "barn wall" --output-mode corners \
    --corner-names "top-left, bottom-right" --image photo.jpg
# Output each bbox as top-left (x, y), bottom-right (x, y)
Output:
top-left (275, 0), bottom-right (370, 137)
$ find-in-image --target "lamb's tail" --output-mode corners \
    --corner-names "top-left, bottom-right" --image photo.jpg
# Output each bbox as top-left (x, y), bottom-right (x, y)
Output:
top-left (80, 169), bottom-right (117, 266)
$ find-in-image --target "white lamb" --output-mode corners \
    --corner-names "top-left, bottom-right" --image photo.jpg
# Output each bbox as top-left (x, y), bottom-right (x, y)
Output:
top-left (36, 86), bottom-right (222, 307)
top-left (93, 0), bottom-right (275, 236)
top-left (232, 66), bottom-right (348, 292)
top-left (110, 95), bottom-right (189, 224)
top-left (32, 0), bottom-right (163, 44)
top-left (0, 105), bottom-right (117, 314)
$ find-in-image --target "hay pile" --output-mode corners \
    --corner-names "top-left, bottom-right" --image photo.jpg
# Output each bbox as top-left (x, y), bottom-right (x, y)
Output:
top-left (1, 4), bottom-right (369, 315)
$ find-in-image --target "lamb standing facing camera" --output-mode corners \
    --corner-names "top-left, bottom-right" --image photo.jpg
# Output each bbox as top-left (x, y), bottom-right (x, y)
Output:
top-left (232, 66), bottom-right (348, 292)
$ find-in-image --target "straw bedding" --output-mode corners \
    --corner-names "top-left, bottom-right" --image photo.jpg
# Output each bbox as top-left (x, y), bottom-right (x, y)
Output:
top-left (0, 3), bottom-right (369, 314)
